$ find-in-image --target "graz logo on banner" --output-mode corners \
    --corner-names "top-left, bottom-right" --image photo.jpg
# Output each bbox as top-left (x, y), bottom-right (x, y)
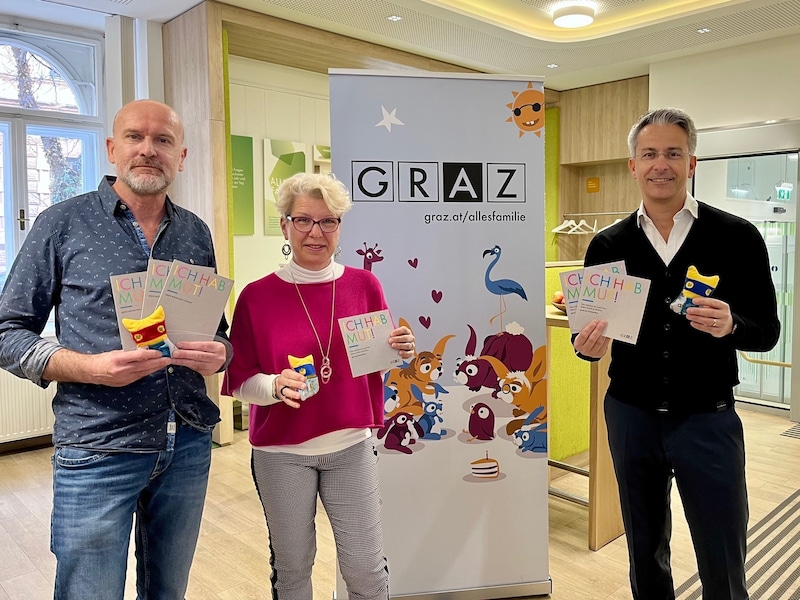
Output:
top-left (351, 161), bottom-right (527, 203)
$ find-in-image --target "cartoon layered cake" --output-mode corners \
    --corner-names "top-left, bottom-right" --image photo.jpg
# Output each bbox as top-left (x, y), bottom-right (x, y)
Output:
top-left (470, 451), bottom-right (500, 478)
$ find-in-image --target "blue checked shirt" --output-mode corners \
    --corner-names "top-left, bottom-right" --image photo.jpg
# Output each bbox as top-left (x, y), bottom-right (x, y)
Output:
top-left (0, 177), bottom-right (229, 450)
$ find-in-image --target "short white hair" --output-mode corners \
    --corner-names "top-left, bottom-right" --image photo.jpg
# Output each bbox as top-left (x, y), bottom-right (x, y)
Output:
top-left (276, 173), bottom-right (352, 217)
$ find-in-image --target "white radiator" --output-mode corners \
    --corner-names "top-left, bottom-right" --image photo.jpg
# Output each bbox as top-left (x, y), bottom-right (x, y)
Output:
top-left (0, 369), bottom-right (56, 443)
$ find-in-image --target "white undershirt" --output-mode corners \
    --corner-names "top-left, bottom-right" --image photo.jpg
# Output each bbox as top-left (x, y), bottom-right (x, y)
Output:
top-left (636, 192), bottom-right (698, 266)
top-left (232, 258), bottom-right (370, 456)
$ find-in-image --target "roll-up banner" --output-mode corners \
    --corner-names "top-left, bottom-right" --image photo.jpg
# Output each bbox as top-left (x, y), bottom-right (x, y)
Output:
top-left (330, 71), bottom-right (550, 599)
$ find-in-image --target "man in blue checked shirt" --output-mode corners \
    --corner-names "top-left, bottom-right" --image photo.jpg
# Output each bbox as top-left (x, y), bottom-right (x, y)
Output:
top-left (0, 99), bottom-right (231, 600)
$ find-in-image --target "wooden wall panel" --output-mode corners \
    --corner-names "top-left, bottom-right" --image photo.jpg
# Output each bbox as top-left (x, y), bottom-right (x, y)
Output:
top-left (555, 162), bottom-right (641, 261)
top-left (163, 1), bottom-right (228, 259)
top-left (559, 76), bottom-right (649, 165)
top-left (556, 76), bottom-right (648, 260)
top-left (163, 2), bottom-right (231, 445)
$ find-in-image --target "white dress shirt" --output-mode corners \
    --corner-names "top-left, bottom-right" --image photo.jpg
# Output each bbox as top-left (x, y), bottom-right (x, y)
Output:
top-left (636, 192), bottom-right (699, 266)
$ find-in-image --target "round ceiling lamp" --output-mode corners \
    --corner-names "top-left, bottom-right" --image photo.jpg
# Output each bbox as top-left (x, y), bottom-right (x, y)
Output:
top-left (553, 5), bottom-right (595, 28)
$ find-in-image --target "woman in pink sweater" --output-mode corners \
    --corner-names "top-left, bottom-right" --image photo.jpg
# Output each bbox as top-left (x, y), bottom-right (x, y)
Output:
top-left (222, 172), bottom-right (415, 600)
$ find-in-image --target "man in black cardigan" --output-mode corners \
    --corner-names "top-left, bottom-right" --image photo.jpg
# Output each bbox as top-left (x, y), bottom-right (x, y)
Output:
top-left (574, 107), bottom-right (779, 600)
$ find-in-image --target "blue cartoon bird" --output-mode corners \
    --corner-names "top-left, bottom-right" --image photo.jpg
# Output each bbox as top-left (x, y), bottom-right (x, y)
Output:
top-left (483, 245), bottom-right (527, 329)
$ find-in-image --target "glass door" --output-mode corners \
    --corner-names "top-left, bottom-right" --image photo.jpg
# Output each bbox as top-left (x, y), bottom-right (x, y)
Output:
top-left (693, 150), bottom-right (798, 410)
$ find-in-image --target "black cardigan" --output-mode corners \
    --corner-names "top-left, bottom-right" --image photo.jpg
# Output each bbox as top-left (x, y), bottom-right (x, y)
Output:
top-left (584, 202), bottom-right (780, 414)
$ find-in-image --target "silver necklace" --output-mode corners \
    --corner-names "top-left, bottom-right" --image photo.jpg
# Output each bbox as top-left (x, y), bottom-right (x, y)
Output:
top-left (290, 273), bottom-right (335, 384)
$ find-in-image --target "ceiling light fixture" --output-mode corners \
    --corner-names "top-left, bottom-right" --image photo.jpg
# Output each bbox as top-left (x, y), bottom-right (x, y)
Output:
top-left (697, 27), bottom-right (711, 34)
top-left (547, 64), bottom-right (559, 69)
top-left (387, 15), bottom-right (403, 22)
top-left (553, 4), bottom-right (595, 28)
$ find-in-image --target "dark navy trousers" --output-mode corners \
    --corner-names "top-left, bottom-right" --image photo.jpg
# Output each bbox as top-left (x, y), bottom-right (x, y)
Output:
top-left (604, 394), bottom-right (749, 600)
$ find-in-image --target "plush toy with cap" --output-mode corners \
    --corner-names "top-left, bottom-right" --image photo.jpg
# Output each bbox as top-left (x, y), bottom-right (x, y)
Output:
top-left (122, 305), bottom-right (175, 357)
top-left (288, 354), bottom-right (319, 400)
top-left (670, 265), bottom-right (720, 315)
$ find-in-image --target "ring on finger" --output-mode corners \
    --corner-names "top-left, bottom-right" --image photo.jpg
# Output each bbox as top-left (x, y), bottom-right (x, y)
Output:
top-left (712, 318), bottom-right (717, 328)
top-left (279, 385), bottom-right (291, 397)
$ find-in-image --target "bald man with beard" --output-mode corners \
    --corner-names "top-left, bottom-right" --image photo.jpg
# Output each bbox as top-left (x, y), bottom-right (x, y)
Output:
top-left (0, 100), bottom-right (231, 600)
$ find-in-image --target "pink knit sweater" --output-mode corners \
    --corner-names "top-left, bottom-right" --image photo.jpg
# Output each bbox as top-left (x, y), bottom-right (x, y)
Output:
top-left (222, 267), bottom-right (389, 446)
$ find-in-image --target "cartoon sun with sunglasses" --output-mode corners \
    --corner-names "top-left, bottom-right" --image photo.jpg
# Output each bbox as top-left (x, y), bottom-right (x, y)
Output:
top-left (506, 82), bottom-right (545, 138)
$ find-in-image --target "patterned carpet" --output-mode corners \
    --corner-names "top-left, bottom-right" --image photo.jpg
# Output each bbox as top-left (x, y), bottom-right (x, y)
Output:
top-left (781, 424), bottom-right (800, 439)
top-left (676, 488), bottom-right (800, 599)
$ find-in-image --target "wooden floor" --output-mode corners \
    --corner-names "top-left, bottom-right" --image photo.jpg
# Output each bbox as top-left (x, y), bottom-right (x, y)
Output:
top-left (0, 407), bottom-right (798, 599)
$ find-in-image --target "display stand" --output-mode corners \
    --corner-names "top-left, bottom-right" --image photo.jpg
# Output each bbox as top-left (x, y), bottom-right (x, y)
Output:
top-left (545, 305), bottom-right (624, 550)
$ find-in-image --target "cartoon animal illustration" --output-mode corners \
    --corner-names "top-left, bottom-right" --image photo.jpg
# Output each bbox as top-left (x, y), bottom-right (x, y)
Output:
top-left (482, 245), bottom-right (527, 329)
top-left (670, 265), bottom-right (720, 314)
top-left (356, 242), bottom-right (384, 271)
top-left (122, 305), bottom-right (175, 357)
top-left (377, 412), bottom-right (424, 454)
top-left (513, 422), bottom-right (548, 453)
top-left (482, 346), bottom-right (547, 436)
top-left (506, 82), bottom-right (545, 138)
top-left (512, 406), bottom-right (547, 453)
top-left (418, 397), bottom-right (446, 440)
top-left (384, 319), bottom-right (455, 419)
top-left (453, 322), bottom-right (534, 397)
top-left (463, 402), bottom-right (495, 442)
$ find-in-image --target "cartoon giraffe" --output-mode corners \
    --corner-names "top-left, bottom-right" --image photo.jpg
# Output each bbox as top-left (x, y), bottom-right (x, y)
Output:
top-left (357, 242), bottom-right (384, 271)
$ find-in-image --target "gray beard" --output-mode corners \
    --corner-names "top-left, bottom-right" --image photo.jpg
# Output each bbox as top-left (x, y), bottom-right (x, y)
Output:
top-left (120, 170), bottom-right (170, 195)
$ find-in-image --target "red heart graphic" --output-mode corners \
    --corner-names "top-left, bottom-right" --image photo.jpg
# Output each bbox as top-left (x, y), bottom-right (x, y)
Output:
top-left (408, 258), bottom-right (418, 268)
top-left (431, 290), bottom-right (442, 303)
top-left (419, 316), bottom-right (431, 329)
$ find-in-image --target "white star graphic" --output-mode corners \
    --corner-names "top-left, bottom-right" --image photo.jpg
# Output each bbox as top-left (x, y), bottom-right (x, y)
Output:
top-left (375, 106), bottom-right (404, 132)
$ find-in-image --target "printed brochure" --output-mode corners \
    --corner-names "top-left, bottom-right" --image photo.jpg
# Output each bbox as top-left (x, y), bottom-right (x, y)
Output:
top-left (338, 309), bottom-right (403, 377)
top-left (560, 261), bottom-right (650, 344)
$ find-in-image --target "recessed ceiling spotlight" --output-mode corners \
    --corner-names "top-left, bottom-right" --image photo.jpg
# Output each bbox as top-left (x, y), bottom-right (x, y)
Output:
top-left (387, 15), bottom-right (403, 22)
top-left (697, 27), bottom-right (711, 33)
top-left (765, 119), bottom-right (778, 124)
top-left (553, 3), bottom-right (596, 28)
top-left (547, 64), bottom-right (559, 69)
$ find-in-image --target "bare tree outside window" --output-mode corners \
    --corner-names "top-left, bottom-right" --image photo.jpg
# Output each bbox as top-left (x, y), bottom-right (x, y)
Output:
top-left (5, 46), bottom-right (81, 206)
top-left (0, 30), bottom-right (99, 296)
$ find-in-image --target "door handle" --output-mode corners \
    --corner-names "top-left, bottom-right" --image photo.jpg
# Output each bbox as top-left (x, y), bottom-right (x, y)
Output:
top-left (17, 209), bottom-right (30, 231)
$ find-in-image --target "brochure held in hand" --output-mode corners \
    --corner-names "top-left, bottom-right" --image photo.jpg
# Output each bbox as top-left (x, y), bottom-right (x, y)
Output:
top-left (111, 259), bottom-right (233, 351)
top-left (559, 261), bottom-right (650, 345)
top-left (338, 309), bottom-right (403, 377)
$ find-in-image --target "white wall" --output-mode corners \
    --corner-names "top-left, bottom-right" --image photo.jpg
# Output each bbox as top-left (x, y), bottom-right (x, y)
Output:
top-left (649, 34), bottom-right (800, 129)
top-left (228, 56), bottom-right (330, 290)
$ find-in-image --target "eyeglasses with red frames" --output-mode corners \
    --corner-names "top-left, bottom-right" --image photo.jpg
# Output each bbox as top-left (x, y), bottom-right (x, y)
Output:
top-left (286, 215), bottom-right (341, 233)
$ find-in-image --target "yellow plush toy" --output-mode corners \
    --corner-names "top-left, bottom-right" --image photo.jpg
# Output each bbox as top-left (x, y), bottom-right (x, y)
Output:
top-left (122, 306), bottom-right (176, 357)
top-left (670, 265), bottom-right (720, 315)
top-left (288, 354), bottom-right (319, 400)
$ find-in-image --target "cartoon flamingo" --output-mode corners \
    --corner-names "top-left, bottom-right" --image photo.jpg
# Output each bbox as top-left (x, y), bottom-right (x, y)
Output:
top-left (482, 245), bottom-right (527, 329)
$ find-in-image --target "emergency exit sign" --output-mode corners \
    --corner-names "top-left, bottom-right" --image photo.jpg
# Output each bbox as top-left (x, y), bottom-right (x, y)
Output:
top-left (777, 187), bottom-right (792, 201)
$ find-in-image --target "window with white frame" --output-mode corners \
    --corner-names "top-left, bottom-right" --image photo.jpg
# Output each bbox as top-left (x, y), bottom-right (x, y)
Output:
top-left (0, 23), bottom-right (104, 295)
